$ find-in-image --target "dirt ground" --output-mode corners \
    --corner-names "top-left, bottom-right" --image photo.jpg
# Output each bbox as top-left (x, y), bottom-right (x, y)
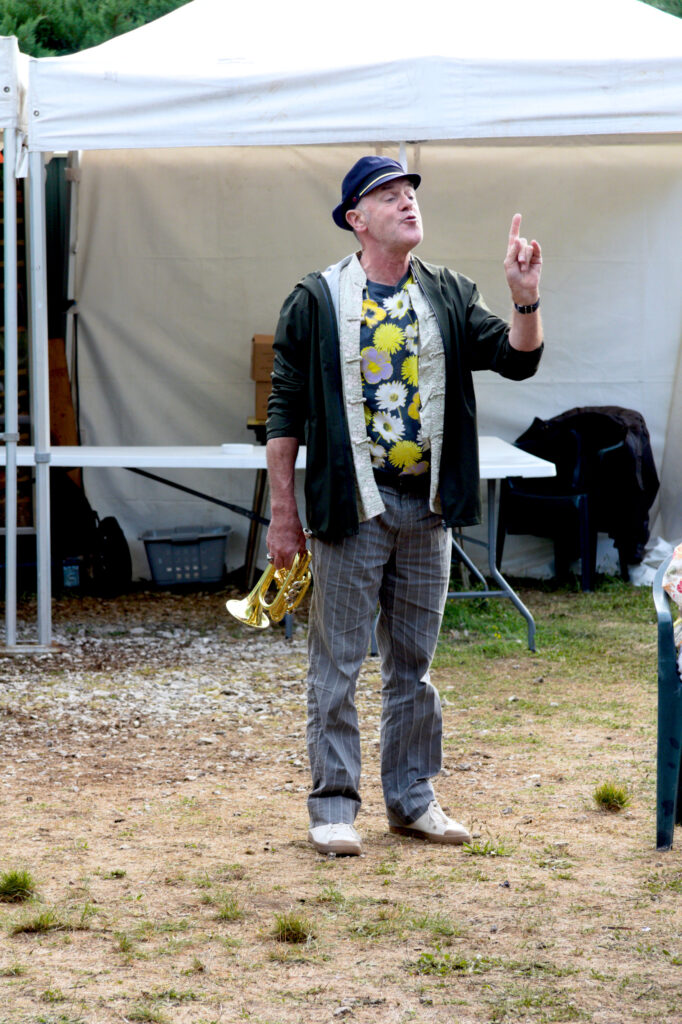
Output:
top-left (0, 587), bottom-right (680, 1024)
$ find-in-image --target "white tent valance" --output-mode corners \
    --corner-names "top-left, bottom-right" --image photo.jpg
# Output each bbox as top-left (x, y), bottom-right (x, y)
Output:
top-left (0, 35), bottom-right (27, 133)
top-left (26, 0), bottom-right (682, 152)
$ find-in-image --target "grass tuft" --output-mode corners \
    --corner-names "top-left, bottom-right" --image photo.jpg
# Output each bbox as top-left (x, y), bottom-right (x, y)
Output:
top-left (463, 837), bottom-right (513, 857)
top-left (182, 956), bottom-right (206, 975)
top-left (215, 892), bottom-right (245, 922)
top-left (593, 781), bottom-right (631, 812)
top-left (126, 1006), bottom-right (168, 1023)
top-left (0, 868), bottom-right (37, 903)
top-left (114, 931), bottom-right (137, 955)
top-left (410, 910), bottom-right (462, 939)
top-left (272, 910), bottom-right (315, 944)
top-left (409, 948), bottom-right (500, 975)
top-left (0, 962), bottom-right (26, 977)
top-left (41, 987), bottom-right (66, 1003)
top-left (315, 884), bottom-right (346, 906)
top-left (10, 908), bottom-right (63, 935)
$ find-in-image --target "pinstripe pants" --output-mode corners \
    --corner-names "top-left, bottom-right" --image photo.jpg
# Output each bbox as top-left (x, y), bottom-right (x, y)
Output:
top-left (306, 485), bottom-right (451, 828)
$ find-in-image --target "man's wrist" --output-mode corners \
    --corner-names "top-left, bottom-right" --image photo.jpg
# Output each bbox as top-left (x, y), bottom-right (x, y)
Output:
top-left (513, 296), bottom-right (540, 315)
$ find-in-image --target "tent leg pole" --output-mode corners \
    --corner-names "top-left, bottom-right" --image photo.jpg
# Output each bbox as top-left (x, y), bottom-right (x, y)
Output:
top-left (3, 130), bottom-right (18, 646)
top-left (64, 151), bottom-right (80, 386)
top-left (27, 151), bottom-right (52, 648)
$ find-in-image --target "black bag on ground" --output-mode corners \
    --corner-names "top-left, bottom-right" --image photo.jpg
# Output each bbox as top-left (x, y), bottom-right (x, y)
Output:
top-left (91, 514), bottom-right (133, 595)
top-left (50, 470), bottom-right (132, 594)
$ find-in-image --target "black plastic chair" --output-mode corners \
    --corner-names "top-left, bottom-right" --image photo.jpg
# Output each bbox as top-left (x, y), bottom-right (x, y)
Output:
top-left (497, 478), bottom-right (596, 590)
top-left (496, 432), bottom-right (626, 591)
top-left (653, 555), bottom-right (682, 850)
top-left (496, 408), bottom-right (657, 590)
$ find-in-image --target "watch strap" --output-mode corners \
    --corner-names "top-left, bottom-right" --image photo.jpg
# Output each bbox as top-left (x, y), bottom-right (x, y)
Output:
top-left (513, 297), bottom-right (541, 315)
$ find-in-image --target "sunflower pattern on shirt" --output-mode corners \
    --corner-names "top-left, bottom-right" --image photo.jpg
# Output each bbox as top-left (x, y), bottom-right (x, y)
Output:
top-left (359, 272), bottom-right (428, 480)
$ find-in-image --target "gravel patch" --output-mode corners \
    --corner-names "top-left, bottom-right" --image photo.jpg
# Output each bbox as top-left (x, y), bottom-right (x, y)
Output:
top-left (0, 590), bottom-right (311, 751)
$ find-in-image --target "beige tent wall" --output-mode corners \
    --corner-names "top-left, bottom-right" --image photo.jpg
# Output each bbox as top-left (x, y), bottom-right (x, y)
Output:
top-left (73, 140), bottom-right (682, 579)
top-left (661, 346), bottom-right (682, 544)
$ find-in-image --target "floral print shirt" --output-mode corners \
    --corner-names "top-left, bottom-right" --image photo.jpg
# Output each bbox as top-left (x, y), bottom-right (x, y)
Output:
top-left (360, 273), bottom-right (429, 481)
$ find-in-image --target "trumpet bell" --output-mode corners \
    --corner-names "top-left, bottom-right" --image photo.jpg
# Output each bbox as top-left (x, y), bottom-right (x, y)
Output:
top-left (224, 595), bottom-right (270, 629)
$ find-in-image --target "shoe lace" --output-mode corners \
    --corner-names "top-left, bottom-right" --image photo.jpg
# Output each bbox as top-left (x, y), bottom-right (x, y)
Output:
top-left (328, 823), bottom-right (354, 840)
top-left (428, 801), bottom-right (450, 826)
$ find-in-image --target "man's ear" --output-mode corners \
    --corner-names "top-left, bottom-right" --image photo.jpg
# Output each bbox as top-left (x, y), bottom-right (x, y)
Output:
top-left (345, 207), bottom-right (365, 233)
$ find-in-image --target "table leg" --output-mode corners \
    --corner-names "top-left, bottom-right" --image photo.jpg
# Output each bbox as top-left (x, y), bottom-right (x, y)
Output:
top-left (244, 469), bottom-right (269, 590)
top-left (447, 480), bottom-right (537, 652)
top-left (484, 480), bottom-right (536, 651)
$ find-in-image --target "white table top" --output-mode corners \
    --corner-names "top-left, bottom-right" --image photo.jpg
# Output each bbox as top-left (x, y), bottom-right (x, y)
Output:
top-left (0, 437), bottom-right (555, 479)
top-left (478, 436), bottom-right (555, 479)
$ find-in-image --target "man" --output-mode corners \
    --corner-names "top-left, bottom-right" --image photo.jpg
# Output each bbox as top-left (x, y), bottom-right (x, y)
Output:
top-left (266, 155), bottom-right (543, 856)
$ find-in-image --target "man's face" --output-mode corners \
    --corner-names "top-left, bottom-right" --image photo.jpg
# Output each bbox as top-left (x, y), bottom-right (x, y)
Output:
top-left (349, 177), bottom-right (423, 253)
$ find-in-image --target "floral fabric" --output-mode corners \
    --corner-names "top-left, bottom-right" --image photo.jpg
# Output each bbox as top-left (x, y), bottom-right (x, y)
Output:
top-left (662, 543), bottom-right (682, 673)
top-left (662, 542), bottom-right (682, 617)
top-left (360, 273), bottom-right (428, 480)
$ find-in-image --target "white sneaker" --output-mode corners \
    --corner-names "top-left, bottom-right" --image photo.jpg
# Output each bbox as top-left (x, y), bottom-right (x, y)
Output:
top-left (389, 800), bottom-right (471, 845)
top-left (308, 822), bottom-right (362, 856)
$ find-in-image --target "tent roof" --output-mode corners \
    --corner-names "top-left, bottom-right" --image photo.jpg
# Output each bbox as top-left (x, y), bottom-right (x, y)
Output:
top-left (26, 0), bottom-right (682, 152)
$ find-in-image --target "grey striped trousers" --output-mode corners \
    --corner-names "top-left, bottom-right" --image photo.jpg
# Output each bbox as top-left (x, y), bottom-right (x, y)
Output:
top-left (306, 486), bottom-right (451, 828)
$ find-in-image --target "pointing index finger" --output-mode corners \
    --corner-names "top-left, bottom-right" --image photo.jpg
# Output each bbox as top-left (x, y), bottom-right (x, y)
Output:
top-left (509, 212), bottom-right (522, 243)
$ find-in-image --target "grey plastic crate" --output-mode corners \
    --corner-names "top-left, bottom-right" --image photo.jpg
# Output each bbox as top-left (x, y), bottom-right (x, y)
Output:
top-left (141, 525), bottom-right (230, 585)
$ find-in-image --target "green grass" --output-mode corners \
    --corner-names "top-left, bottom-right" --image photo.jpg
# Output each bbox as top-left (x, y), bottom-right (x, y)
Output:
top-left (147, 989), bottom-right (198, 1004)
top-left (40, 989), bottom-right (66, 1004)
top-left (215, 862), bottom-right (247, 882)
top-left (643, 871), bottom-right (682, 896)
top-left (181, 956), bottom-right (206, 975)
top-left (315, 883), bottom-right (346, 905)
top-left (375, 856), bottom-right (399, 877)
top-left (408, 948), bottom-right (500, 975)
top-left (463, 837), bottom-right (513, 857)
top-left (272, 910), bottom-right (315, 944)
top-left (125, 1007), bottom-right (168, 1024)
top-left (487, 983), bottom-right (589, 1022)
top-left (344, 900), bottom-right (462, 942)
top-left (348, 904), bottom-right (407, 939)
top-left (114, 931), bottom-right (141, 956)
top-left (9, 909), bottom-right (63, 935)
top-left (0, 963), bottom-right (26, 977)
top-left (0, 869), bottom-right (37, 903)
top-left (7, 902), bottom-right (97, 937)
top-left (593, 781), bottom-right (632, 811)
top-left (437, 576), bottom-right (654, 666)
top-left (215, 892), bottom-right (245, 922)
top-left (409, 910), bottom-right (462, 939)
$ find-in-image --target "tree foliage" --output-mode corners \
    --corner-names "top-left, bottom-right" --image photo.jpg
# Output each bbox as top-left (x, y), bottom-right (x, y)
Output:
top-left (0, 0), bottom-right (189, 57)
top-left (641, 0), bottom-right (682, 17)
top-left (1, 0), bottom-right (679, 59)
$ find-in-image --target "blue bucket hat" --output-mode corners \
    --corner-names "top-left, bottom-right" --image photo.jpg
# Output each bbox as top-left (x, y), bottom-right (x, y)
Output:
top-left (332, 155), bottom-right (421, 231)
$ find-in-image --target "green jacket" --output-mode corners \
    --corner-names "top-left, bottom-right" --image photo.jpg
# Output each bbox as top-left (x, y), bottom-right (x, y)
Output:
top-left (266, 254), bottom-right (543, 541)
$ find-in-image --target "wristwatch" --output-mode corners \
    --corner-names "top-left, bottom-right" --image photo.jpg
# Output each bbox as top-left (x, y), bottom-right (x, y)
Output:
top-left (513, 298), bottom-right (541, 314)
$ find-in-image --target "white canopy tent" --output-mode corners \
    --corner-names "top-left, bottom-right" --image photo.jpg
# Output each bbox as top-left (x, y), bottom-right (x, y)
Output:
top-left (3, 0), bottom-right (682, 646)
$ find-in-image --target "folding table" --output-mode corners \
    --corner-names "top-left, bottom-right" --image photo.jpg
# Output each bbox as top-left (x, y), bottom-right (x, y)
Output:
top-left (0, 437), bottom-right (554, 650)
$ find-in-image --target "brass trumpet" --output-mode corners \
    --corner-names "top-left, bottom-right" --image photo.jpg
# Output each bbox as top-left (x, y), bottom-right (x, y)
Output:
top-left (225, 550), bottom-right (312, 629)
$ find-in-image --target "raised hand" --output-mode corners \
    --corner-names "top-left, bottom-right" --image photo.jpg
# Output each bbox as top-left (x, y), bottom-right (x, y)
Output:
top-left (504, 213), bottom-right (542, 305)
